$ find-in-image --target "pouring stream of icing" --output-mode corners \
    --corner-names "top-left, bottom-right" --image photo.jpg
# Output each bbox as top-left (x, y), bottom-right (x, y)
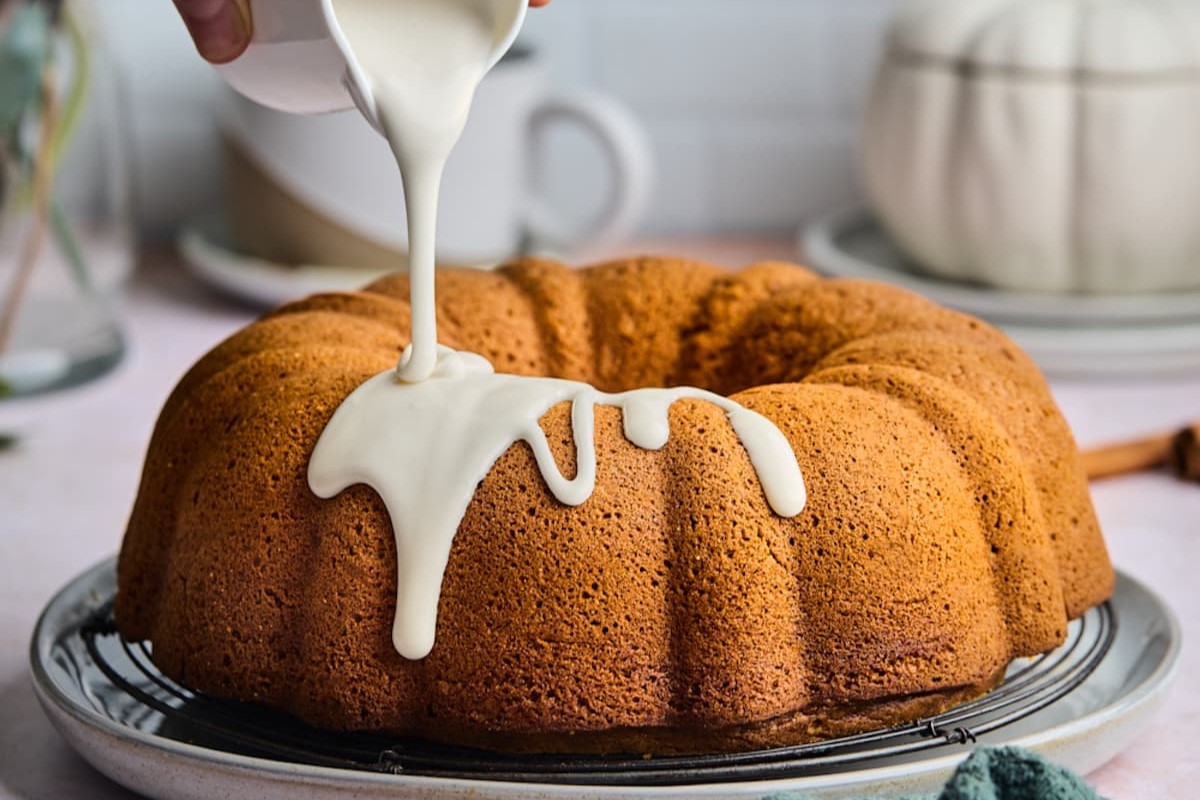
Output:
top-left (331, 0), bottom-right (518, 383)
top-left (313, 0), bottom-right (808, 661)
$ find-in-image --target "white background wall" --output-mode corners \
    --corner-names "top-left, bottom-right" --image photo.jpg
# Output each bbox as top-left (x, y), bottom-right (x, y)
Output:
top-left (95, 0), bottom-right (898, 238)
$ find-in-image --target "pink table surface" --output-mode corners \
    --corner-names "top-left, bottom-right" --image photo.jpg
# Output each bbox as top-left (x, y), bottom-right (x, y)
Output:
top-left (0, 248), bottom-right (1196, 799)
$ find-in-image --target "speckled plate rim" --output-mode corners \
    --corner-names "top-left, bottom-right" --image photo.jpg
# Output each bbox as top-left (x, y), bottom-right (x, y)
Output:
top-left (30, 559), bottom-right (1180, 800)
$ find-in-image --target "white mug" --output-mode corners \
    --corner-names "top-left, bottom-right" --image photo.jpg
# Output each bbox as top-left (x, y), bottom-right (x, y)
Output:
top-left (222, 47), bottom-right (653, 266)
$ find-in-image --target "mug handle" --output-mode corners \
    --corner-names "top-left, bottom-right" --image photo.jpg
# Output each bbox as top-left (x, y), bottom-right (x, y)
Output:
top-left (525, 89), bottom-right (654, 251)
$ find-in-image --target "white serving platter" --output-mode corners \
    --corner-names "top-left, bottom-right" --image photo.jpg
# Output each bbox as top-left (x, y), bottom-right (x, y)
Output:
top-left (32, 559), bottom-right (1178, 799)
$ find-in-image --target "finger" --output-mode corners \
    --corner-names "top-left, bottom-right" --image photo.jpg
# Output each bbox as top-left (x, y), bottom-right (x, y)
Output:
top-left (173, 0), bottom-right (252, 64)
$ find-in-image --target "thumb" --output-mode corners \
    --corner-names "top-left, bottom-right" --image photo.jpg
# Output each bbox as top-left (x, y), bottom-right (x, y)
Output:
top-left (173, 0), bottom-right (252, 64)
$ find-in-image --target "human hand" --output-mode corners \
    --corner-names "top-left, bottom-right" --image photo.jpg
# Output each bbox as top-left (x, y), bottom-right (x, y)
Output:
top-left (176, 0), bottom-right (553, 64)
top-left (173, 0), bottom-right (252, 65)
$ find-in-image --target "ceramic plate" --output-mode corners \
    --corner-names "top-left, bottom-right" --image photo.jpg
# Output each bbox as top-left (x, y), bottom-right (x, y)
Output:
top-left (32, 560), bottom-right (1177, 800)
top-left (178, 217), bottom-right (393, 308)
top-left (801, 209), bottom-right (1200, 326)
top-left (802, 210), bottom-right (1200, 378)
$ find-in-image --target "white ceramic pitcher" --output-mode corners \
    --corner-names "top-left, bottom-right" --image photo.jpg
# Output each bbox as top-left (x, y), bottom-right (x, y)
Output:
top-left (214, 0), bottom-right (527, 130)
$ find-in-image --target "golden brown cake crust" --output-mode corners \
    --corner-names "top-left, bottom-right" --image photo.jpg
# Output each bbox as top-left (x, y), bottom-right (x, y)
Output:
top-left (115, 257), bottom-right (1113, 756)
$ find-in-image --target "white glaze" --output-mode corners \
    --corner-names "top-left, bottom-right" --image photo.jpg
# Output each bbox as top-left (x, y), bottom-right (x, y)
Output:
top-left (312, 0), bottom-right (808, 662)
top-left (310, 348), bottom-right (806, 660)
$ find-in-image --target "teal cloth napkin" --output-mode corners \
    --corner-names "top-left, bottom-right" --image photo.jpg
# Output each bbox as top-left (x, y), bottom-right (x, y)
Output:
top-left (934, 747), bottom-right (1102, 800)
top-left (771, 746), bottom-right (1104, 800)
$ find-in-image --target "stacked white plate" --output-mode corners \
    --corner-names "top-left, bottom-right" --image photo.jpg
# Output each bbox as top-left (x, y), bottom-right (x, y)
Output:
top-left (802, 209), bottom-right (1200, 379)
top-left (179, 217), bottom-right (396, 309)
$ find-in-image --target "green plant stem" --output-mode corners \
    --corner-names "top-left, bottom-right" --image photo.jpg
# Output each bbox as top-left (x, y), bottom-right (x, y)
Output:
top-left (48, 7), bottom-right (89, 170)
top-left (0, 57), bottom-right (59, 356)
top-left (44, 7), bottom-right (95, 297)
top-left (20, 8), bottom-right (95, 299)
top-left (50, 200), bottom-right (91, 292)
top-left (15, 6), bottom-right (89, 210)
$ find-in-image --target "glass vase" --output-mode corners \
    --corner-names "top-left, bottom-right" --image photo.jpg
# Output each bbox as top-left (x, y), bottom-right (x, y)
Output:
top-left (0, 0), bottom-right (133, 398)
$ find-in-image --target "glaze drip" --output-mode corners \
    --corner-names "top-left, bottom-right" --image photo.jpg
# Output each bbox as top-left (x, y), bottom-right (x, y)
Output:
top-left (309, 347), bottom-right (807, 660)
top-left (315, 0), bottom-right (806, 662)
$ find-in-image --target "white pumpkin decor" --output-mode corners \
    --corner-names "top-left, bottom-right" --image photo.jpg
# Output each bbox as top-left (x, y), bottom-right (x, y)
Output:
top-left (863, 0), bottom-right (1200, 294)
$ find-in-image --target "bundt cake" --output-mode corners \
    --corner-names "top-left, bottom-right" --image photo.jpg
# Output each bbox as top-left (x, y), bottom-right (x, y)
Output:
top-left (115, 257), bottom-right (1113, 755)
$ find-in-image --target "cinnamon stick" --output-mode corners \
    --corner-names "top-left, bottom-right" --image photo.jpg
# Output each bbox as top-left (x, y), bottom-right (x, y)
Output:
top-left (1083, 424), bottom-right (1200, 482)
top-left (1172, 426), bottom-right (1200, 482)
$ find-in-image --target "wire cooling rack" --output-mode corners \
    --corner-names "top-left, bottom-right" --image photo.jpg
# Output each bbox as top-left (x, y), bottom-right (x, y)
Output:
top-left (75, 599), bottom-right (1114, 787)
